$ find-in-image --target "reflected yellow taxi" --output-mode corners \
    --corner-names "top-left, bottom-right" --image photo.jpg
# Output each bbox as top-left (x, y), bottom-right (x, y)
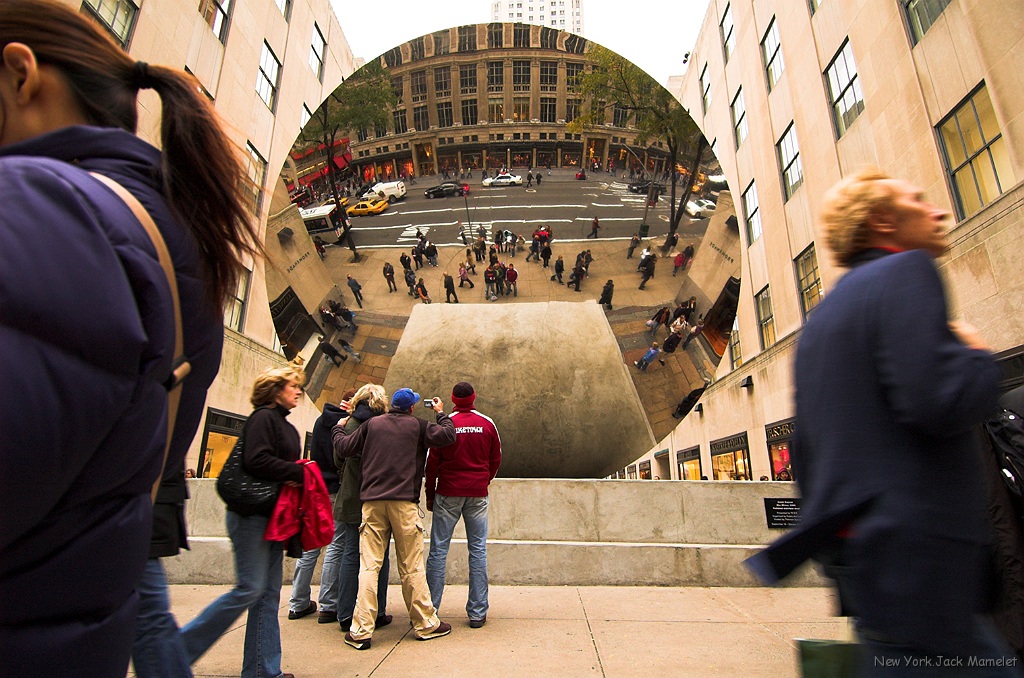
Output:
top-left (346, 198), bottom-right (389, 216)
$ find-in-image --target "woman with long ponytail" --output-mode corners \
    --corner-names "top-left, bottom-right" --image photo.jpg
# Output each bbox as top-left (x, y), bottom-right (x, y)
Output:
top-left (0, 2), bottom-right (263, 676)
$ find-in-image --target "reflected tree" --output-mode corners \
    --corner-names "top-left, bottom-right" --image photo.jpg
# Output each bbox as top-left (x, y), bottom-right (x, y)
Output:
top-left (299, 61), bottom-right (397, 260)
top-left (569, 45), bottom-right (709, 248)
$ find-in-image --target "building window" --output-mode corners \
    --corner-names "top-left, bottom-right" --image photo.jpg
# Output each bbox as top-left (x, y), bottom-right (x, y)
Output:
top-left (410, 70), bottom-right (427, 102)
top-left (256, 42), bottom-right (281, 110)
top-left (391, 76), bottom-right (404, 104)
top-left (356, 128), bottom-right (368, 143)
top-left (413, 106), bottom-right (429, 131)
top-left (777, 123), bottom-right (803, 200)
top-left (825, 40), bottom-right (865, 138)
top-left (512, 97), bottom-right (530, 122)
top-left (488, 23), bottom-right (504, 48)
top-left (711, 433), bottom-right (751, 481)
top-left (766, 419), bottom-right (795, 481)
top-left (540, 60), bottom-right (558, 91)
top-left (460, 65), bottom-right (478, 94)
top-left (566, 62), bottom-right (584, 92)
top-left (437, 102), bottom-right (454, 128)
top-left (676, 447), bottom-right (702, 480)
top-left (243, 142), bottom-right (266, 215)
top-left (224, 267), bottom-right (251, 332)
top-left (613, 105), bottom-right (629, 128)
top-left (699, 64), bottom-right (711, 114)
top-left (392, 109), bottom-right (408, 134)
top-left (461, 98), bottom-right (478, 125)
top-left (489, 97), bottom-right (504, 123)
top-left (309, 24), bottom-right (325, 82)
top-left (540, 26), bottom-right (558, 49)
top-left (796, 245), bottom-right (823, 319)
top-left (903, 0), bottom-right (953, 44)
top-left (742, 180), bottom-right (762, 244)
top-left (300, 104), bottom-right (312, 129)
top-left (513, 60), bottom-right (531, 92)
top-left (433, 29), bottom-right (450, 55)
top-left (728, 317), bottom-right (742, 369)
top-left (487, 61), bottom-right (504, 92)
top-left (410, 37), bottom-right (425, 61)
top-left (198, 0), bottom-right (231, 42)
top-left (762, 17), bottom-right (784, 92)
top-left (626, 465), bottom-right (637, 479)
top-left (375, 122), bottom-right (388, 138)
top-left (938, 84), bottom-right (1013, 220)
top-left (755, 286), bottom-right (776, 349)
top-left (720, 3), bottom-right (736, 63)
top-left (83, 0), bottom-right (137, 46)
top-left (566, 98), bottom-right (580, 123)
top-left (731, 88), bottom-right (747, 149)
top-left (540, 97), bottom-right (557, 123)
top-left (514, 23), bottom-right (531, 47)
top-left (273, 0), bottom-right (290, 19)
top-left (383, 46), bottom-right (402, 68)
top-left (434, 67), bottom-right (451, 97)
top-left (458, 25), bottom-right (477, 51)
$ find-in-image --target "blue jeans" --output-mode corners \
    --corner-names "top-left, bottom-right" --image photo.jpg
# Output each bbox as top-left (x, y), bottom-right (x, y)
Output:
top-left (426, 494), bottom-right (490, 621)
top-left (132, 558), bottom-right (193, 678)
top-left (288, 504), bottom-right (346, 614)
top-left (182, 511), bottom-right (284, 678)
top-left (857, 616), bottom-right (1023, 677)
top-left (338, 522), bottom-right (390, 622)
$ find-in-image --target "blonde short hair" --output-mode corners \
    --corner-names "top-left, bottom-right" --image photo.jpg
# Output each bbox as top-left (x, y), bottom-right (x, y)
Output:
top-left (820, 167), bottom-right (897, 267)
top-left (250, 365), bottom-right (306, 408)
top-left (350, 383), bottom-right (388, 414)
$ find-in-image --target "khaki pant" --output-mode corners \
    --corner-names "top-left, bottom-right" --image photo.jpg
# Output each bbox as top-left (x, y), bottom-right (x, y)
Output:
top-left (350, 500), bottom-right (439, 639)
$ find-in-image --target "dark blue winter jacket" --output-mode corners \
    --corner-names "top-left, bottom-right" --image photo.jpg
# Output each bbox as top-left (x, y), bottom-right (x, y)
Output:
top-left (0, 126), bottom-right (225, 676)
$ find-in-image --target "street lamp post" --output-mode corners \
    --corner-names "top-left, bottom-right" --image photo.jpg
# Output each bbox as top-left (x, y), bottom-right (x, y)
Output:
top-left (462, 191), bottom-right (472, 245)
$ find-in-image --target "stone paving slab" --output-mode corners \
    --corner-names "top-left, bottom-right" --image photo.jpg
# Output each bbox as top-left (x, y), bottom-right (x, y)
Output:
top-left (147, 584), bottom-right (841, 678)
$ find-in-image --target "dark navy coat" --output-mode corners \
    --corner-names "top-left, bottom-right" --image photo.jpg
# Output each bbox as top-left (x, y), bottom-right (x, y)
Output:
top-left (748, 248), bottom-right (1001, 654)
top-left (0, 127), bottom-right (225, 676)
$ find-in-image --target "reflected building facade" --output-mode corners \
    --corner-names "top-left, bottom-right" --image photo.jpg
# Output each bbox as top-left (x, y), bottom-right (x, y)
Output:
top-left (347, 23), bottom-right (671, 184)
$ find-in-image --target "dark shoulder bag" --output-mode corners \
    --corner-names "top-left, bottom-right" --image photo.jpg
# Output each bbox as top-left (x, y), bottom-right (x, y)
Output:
top-left (216, 408), bottom-right (282, 516)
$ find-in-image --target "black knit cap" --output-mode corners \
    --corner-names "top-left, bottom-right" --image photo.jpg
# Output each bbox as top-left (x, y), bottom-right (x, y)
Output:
top-left (452, 381), bottom-right (476, 407)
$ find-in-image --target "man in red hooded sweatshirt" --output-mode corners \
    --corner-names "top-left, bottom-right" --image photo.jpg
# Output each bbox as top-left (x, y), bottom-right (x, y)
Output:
top-left (425, 382), bottom-right (502, 628)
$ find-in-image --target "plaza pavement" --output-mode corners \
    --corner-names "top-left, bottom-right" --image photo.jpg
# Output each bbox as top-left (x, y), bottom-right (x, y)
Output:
top-left (310, 232), bottom-right (715, 435)
top-left (160, 583), bottom-right (845, 677)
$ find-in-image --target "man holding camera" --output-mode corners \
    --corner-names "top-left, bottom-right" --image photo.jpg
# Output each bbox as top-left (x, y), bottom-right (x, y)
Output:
top-left (425, 383), bottom-right (502, 628)
top-left (333, 388), bottom-right (455, 649)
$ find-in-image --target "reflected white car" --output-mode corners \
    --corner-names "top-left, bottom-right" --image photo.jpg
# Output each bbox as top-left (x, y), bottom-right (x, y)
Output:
top-left (481, 173), bottom-right (523, 187)
top-left (685, 199), bottom-right (717, 218)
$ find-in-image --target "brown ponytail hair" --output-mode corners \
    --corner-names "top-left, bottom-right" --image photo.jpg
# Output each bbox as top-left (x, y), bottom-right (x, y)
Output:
top-left (0, 0), bottom-right (262, 306)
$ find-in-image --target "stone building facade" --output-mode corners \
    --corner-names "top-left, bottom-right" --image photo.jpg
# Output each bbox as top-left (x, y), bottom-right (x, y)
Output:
top-left (627, 0), bottom-right (1024, 482)
top-left (66, 0), bottom-right (358, 474)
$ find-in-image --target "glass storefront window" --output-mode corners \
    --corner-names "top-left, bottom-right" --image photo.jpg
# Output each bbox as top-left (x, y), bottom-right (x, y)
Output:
top-left (676, 447), bottom-right (702, 480)
top-left (639, 460), bottom-right (652, 480)
top-left (197, 408), bottom-right (246, 478)
top-left (710, 433), bottom-right (751, 480)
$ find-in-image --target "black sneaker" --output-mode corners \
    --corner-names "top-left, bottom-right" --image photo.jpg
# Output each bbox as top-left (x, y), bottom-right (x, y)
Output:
top-left (344, 632), bottom-right (371, 650)
top-left (469, 617), bottom-right (487, 629)
top-left (338, 617), bottom-right (352, 632)
top-left (287, 602), bottom-right (316, 620)
top-left (318, 610), bottom-right (337, 624)
top-left (417, 621), bottom-right (452, 640)
top-left (376, 614), bottom-right (394, 628)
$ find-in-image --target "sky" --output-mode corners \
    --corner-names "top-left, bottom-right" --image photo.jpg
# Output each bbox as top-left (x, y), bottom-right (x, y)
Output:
top-left (331, 0), bottom-right (712, 87)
